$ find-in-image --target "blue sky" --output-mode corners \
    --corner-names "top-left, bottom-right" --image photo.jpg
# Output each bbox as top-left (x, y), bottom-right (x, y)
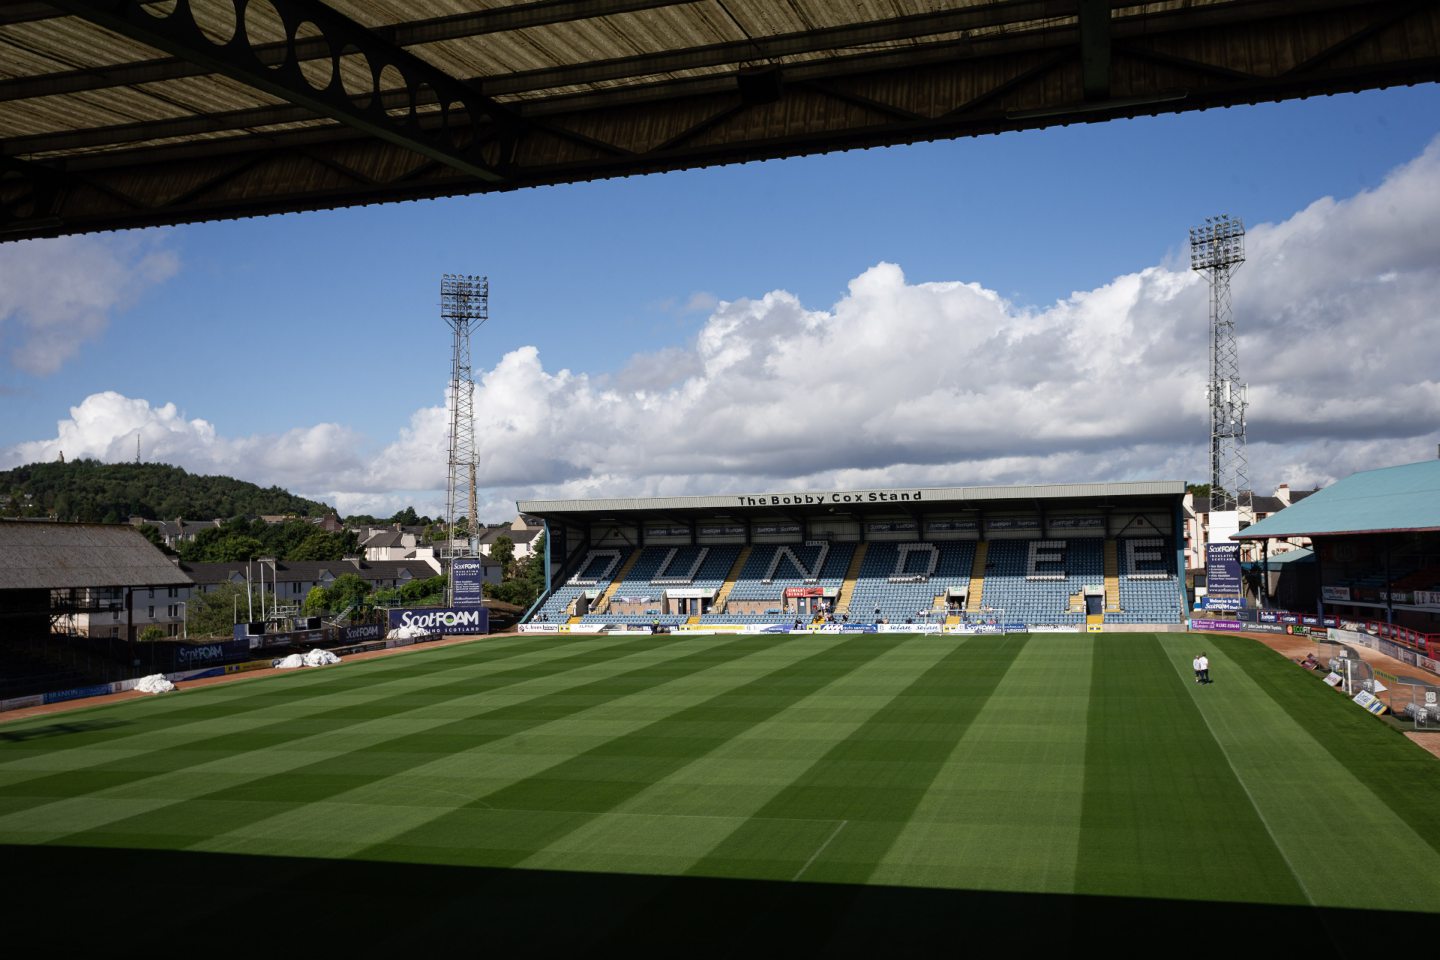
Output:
top-left (4, 83), bottom-right (1440, 518)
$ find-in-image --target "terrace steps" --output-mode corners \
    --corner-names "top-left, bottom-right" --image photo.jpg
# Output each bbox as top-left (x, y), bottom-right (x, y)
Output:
top-left (596, 549), bottom-right (643, 612)
top-left (714, 546), bottom-right (752, 612)
top-left (966, 541), bottom-right (989, 613)
top-left (1104, 540), bottom-right (1121, 612)
top-left (835, 543), bottom-right (868, 613)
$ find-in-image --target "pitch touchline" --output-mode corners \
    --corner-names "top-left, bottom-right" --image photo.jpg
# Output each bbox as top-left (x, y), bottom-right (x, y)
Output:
top-left (793, 819), bottom-right (849, 881)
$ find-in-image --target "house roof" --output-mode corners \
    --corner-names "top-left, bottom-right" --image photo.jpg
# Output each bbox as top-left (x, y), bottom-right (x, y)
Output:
top-left (1235, 460), bottom-right (1440, 540)
top-left (0, 520), bottom-right (193, 590)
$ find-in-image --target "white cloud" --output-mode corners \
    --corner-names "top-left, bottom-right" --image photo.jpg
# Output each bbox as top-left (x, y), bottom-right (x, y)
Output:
top-left (7, 137), bottom-right (1440, 516)
top-left (0, 235), bottom-right (178, 375)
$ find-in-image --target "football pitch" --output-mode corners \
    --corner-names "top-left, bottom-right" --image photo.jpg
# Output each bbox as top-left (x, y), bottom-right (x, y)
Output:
top-left (3, 631), bottom-right (1439, 953)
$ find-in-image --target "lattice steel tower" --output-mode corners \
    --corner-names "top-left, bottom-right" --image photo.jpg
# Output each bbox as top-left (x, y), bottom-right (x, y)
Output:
top-left (441, 274), bottom-right (487, 600)
top-left (1189, 215), bottom-right (1250, 515)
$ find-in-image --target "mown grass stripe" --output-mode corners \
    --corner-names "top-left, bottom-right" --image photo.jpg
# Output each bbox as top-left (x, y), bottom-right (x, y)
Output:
top-left (515, 636), bottom-right (958, 879)
top-left (0, 634), bottom-right (685, 821)
top-left (1209, 634), bottom-right (1440, 854)
top-left (0, 633), bottom-right (549, 754)
top-left (681, 633), bottom-right (1027, 885)
top-left (353, 633), bottom-right (904, 868)
top-left (1185, 634), bottom-right (1440, 909)
top-left (1074, 633), bottom-right (1307, 905)
top-left (869, 633), bottom-right (1094, 893)
top-left (38, 635), bottom-right (773, 850)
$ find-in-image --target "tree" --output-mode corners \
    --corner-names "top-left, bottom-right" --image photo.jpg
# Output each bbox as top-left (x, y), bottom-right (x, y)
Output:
top-left (328, 573), bottom-right (371, 615)
top-left (137, 523), bottom-right (176, 555)
top-left (490, 535), bottom-right (515, 574)
top-left (303, 586), bottom-right (329, 616)
top-left (138, 625), bottom-right (166, 642)
top-left (187, 582), bottom-right (250, 637)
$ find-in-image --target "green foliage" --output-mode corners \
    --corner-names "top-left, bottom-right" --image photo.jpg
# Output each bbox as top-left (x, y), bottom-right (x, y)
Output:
top-left (303, 586), bottom-right (329, 616)
top-left (187, 582), bottom-right (249, 638)
top-left (485, 533), bottom-right (545, 607)
top-left (490, 535), bottom-right (515, 572)
top-left (136, 523), bottom-right (175, 556)
top-left (0, 460), bottom-right (333, 522)
top-left (328, 573), bottom-right (371, 614)
top-left (178, 517), bottom-right (357, 563)
top-left (138, 626), bottom-right (166, 642)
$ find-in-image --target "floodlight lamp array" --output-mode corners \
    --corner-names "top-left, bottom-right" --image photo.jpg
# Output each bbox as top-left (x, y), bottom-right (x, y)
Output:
top-left (1188, 214), bottom-right (1245, 270)
top-left (441, 274), bottom-right (489, 322)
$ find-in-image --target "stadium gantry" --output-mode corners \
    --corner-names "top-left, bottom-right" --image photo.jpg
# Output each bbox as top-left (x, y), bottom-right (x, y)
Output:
top-left (517, 480), bottom-right (1188, 633)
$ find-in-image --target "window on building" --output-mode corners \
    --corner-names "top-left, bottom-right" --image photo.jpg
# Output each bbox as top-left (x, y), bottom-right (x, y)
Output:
top-left (147, 606), bottom-right (154, 618)
top-left (168, 586), bottom-right (177, 598)
top-left (148, 587), bottom-right (154, 598)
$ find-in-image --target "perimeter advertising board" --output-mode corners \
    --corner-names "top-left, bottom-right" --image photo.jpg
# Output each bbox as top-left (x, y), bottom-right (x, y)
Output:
top-left (1205, 543), bottom-right (1243, 596)
top-left (451, 557), bottom-right (486, 608)
top-left (389, 607), bottom-right (489, 635)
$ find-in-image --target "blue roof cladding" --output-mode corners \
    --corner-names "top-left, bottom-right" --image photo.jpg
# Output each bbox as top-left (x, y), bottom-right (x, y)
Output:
top-left (1236, 460), bottom-right (1440, 539)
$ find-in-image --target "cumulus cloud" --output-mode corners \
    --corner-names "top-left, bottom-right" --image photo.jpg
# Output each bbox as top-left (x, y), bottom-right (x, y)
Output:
top-left (0, 235), bottom-right (178, 374)
top-left (5, 391), bottom-right (366, 507)
top-left (7, 137), bottom-right (1440, 515)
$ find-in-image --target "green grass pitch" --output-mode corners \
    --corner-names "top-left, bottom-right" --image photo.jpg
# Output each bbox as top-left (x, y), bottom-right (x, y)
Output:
top-left (3, 631), bottom-right (1439, 952)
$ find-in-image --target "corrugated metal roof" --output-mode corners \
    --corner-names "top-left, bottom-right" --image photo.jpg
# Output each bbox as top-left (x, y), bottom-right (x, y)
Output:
top-left (0, 520), bottom-right (194, 590)
top-left (1235, 460), bottom-right (1440, 540)
top-left (3, 0), bottom-right (1434, 239)
top-left (519, 479), bottom-right (1185, 516)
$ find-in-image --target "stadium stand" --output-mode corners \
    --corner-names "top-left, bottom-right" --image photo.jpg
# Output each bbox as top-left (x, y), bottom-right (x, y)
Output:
top-left (531, 547), bottom-right (634, 622)
top-left (578, 544), bottom-right (742, 625)
top-left (844, 541), bottom-right (976, 624)
top-left (1110, 537), bottom-right (1185, 624)
top-left (975, 539), bottom-right (1102, 627)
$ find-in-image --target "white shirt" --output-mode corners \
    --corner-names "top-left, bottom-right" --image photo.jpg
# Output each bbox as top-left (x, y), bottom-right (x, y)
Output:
top-left (1198, 656), bottom-right (1209, 672)
top-left (1193, 656), bottom-right (1202, 672)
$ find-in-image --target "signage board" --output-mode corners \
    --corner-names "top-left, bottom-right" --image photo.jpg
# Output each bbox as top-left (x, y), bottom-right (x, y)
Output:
top-left (451, 557), bottom-right (486, 608)
top-left (388, 607), bottom-right (489, 635)
top-left (1205, 543), bottom-right (1243, 596)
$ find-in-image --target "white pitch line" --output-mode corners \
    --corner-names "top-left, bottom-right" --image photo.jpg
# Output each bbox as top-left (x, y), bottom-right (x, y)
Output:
top-left (793, 819), bottom-right (848, 882)
top-left (1169, 650), bottom-right (1318, 909)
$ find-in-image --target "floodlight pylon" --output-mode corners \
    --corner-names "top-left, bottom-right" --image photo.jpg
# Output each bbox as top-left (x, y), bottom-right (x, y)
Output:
top-left (441, 274), bottom-right (487, 603)
top-left (1189, 215), bottom-right (1249, 516)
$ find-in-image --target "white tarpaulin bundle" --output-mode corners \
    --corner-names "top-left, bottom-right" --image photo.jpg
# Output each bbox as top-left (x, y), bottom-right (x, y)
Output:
top-left (135, 674), bottom-right (175, 694)
top-left (303, 648), bottom-right (341, 667)
top-left (387, 624), bottom-right (432, 640)
top-left (274, 653), bottom-right (306, 669)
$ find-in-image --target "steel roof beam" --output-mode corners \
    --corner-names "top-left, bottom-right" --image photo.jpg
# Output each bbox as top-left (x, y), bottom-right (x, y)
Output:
top-left (0, 0), bottom-right (701, 102)
top-left (46, 0), bottom-right (515, 181)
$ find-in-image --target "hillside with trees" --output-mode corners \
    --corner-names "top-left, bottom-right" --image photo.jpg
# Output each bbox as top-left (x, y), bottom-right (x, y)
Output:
top-left (0, 460), bottom-right (333, 523)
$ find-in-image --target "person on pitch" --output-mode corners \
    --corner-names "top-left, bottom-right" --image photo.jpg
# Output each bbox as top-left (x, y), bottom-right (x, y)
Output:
top-left (1193, 653), bottom-right (1203, 684)
top-left (1199, 652), bottom-right (1211, 684)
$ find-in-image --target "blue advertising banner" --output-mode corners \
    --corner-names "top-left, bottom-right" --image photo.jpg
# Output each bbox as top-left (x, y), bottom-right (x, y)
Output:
top-left (1201, 596), bottom-right (1244, 611)
top-left (451, 557), bottom-right (486, 608)
top-left (389, 607), bottom-right (489, 635)
top-left (1206, 543), bottom-right (1243, 596)
top-left (1189, 618), bottom-right (1244, 632)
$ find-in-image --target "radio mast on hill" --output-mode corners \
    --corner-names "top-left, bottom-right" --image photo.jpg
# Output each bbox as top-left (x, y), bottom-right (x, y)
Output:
top-left (1190, 215), bottom-right (1250, 518)
top-left (441, 274), bottom-right (487, 603)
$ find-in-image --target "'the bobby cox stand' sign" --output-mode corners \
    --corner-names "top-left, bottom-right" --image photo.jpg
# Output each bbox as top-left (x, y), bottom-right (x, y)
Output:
top-left (389, 607), bottom-right (489, 636)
